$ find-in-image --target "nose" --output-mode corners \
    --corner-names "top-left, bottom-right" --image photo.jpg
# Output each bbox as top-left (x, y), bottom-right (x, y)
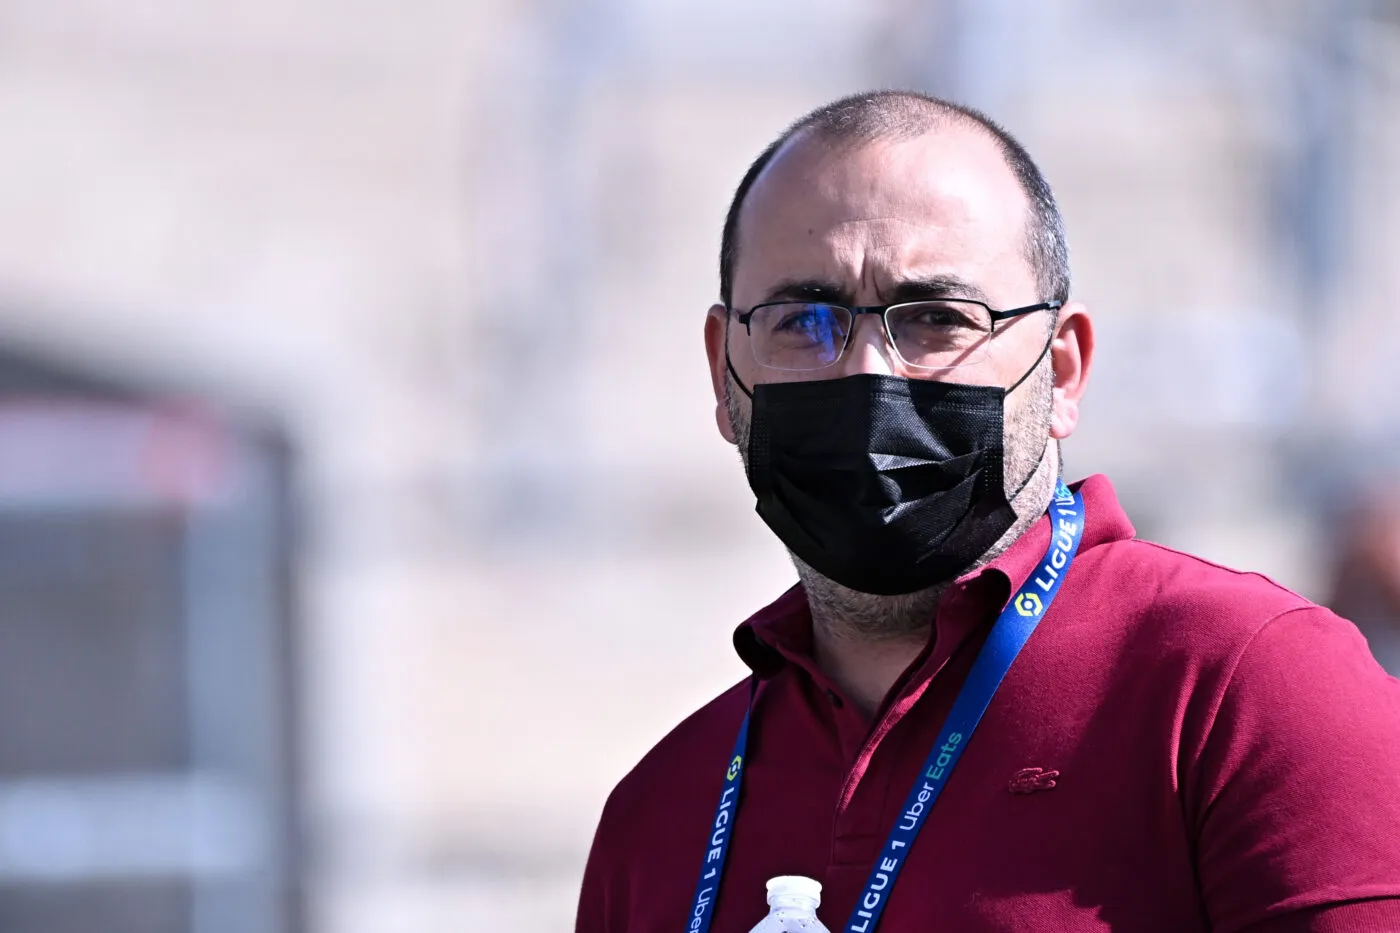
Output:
top-left (836, 314), bottom-right (900, 377)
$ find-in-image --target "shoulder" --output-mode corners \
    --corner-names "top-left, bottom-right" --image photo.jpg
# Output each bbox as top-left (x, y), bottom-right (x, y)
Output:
top-left (578, 678), bottom-right (757, 932)
top-left (1061, 535), bottom-right (1400, 919)
top-left (1084, 538), bottom-right (1400, 806)
top-left (1052, 536), bottom-right (1364, 724)
top-left (1187, 601), bottom-right (1400, 924)
top-left (1215, 601), bottom-right (1397, 724)
top-left (1072, 531), bottom-right (1396, 731)
top-left (592, 676), bottom-right (754, 853)
top-left (1100, 536), bottom-right (1310, 613)
top-left (1080, 536), bottom-right (1316, 649)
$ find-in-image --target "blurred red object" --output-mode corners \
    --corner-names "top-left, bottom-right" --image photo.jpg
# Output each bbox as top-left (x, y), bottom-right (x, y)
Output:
top-left (1328, 480), bottom-right (1400, 674)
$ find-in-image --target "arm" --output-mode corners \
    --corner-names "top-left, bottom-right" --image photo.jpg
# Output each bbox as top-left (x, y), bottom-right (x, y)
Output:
top-left (1192, 606), bottom-right (1400, 932)
top-left (575, 834), bottom-right (611, 933)
top-left (1241, 899), bottom-right (1400, 932)
top-left (575, 786), bottom-right (626, 933)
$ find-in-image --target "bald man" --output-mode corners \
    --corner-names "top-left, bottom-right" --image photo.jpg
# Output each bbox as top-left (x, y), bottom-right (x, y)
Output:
top-left (575, 91), bottom-right (1400, 933)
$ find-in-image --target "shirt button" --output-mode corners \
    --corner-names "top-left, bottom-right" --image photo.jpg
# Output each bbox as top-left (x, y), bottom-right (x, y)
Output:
top-left (825, 688), bottom-right (843, 708)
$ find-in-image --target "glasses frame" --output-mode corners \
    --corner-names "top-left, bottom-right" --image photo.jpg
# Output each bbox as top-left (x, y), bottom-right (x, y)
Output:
top-left (730, 298), bottom-right (1063, 372)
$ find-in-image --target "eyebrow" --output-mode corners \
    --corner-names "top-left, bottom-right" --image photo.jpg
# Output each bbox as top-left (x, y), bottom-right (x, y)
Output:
top-left (884, 275), bottom-right (993, 306)
top-left (757, 274), bottom-right (993, 307)
top-left (759, 278), bottom-right (851, 305)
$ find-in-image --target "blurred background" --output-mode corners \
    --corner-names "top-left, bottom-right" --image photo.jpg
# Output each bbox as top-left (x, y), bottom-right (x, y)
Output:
top-left (0, 0), bottom-right (1397, 930)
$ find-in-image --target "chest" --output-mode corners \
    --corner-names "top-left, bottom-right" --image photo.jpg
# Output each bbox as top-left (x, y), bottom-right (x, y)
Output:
top-left (626, 644), bottom-right (1205, 933)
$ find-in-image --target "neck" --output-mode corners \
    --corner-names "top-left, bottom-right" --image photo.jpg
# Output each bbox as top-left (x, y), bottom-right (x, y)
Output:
top-left (801, 445), bottom-right (1061, 719)
top-left (810, 613), bottom-right (932, 718)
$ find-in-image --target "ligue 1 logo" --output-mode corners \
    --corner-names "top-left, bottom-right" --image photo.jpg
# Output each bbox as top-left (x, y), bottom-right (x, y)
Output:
top-left (727, 755), bottom-right (742, 781)
top-left (1014, 592), bottom-right (1043, 617)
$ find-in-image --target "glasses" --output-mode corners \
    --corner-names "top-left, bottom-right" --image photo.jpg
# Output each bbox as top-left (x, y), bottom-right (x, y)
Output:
top-left (731, 298), bottom-right (1061, 373)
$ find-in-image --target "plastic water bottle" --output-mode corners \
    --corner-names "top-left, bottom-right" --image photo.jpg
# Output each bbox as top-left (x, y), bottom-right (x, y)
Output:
top-left (748, 875), bottom-right (831, 932)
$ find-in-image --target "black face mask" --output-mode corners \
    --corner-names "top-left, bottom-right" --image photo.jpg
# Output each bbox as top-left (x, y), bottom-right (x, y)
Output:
top-left (728, 344), bottom-right (1048, 596)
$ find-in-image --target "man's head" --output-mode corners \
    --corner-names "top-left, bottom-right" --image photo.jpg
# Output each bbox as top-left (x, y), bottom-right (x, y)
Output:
top-left (703, 91), bottom-right (1094, 635)
top-left (717, 92), bottom-right (1071, 313)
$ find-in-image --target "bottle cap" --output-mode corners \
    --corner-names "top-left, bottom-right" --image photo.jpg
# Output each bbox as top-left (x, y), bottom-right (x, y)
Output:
top-left (765, 875), bottom-right (822, 904)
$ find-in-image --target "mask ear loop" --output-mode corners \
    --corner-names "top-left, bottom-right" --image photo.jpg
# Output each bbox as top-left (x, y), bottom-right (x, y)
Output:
top-left (1007, 324), bottom-right (1056, 394)
top-left (725, 352), bottom-right (754, 401)
top-left (1006, 325), bottom-right (1059, 500)
top-left (723, 316), bottom-right (756, 400)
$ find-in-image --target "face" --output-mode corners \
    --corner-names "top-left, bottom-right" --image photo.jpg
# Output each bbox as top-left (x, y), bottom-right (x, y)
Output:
top-left (705, 124), bottom-right (1093, 492)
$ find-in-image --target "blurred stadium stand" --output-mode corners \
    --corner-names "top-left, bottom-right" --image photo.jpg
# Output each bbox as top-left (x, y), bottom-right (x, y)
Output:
top-left (0, 347), bottom-right (301, 933)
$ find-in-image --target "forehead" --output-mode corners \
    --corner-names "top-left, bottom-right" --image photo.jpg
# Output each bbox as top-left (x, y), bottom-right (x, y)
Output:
top-left (733, 125), bottom-right (1033, 303)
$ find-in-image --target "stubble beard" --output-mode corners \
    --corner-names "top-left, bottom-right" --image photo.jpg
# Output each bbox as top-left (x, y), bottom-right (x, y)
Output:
top-left (725, 359), bottom-right (1058, 644)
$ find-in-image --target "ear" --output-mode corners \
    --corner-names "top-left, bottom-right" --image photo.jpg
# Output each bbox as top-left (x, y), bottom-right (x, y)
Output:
top-left (704, 304), bottom-right (738, 444)
top-left (1049, 302), bottom-right (1094, 440)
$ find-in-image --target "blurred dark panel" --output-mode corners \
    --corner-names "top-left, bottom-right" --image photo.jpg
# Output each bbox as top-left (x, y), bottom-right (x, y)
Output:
top-left (0, 881), bottom-right (189, 933)
top-left (0, 344), bottom-right (302, 933)
top-left (0, 511), bottom-right (188, 774)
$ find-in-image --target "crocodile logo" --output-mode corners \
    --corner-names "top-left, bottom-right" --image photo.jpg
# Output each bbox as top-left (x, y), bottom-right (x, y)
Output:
top-left (1009, 767), bottom-right (1059, 794)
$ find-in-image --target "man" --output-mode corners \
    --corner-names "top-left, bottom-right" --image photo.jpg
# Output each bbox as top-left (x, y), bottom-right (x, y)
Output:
top-left (575, 91), bottom-right (1400, 932)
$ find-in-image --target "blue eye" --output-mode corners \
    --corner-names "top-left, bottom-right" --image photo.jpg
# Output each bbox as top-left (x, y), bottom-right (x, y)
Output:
top-left (751, 303), bottom-right (850, 369)
top-left (775, 304), bottom-right (837, 336)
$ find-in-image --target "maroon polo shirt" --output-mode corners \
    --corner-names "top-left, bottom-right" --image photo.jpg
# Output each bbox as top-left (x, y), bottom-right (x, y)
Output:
top-left (576, 475), bottom-right (1400, 932)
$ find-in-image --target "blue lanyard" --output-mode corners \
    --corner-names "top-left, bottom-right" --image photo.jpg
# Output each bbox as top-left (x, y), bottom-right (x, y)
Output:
top-left (684, 482), bottom-right (1086, 933)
